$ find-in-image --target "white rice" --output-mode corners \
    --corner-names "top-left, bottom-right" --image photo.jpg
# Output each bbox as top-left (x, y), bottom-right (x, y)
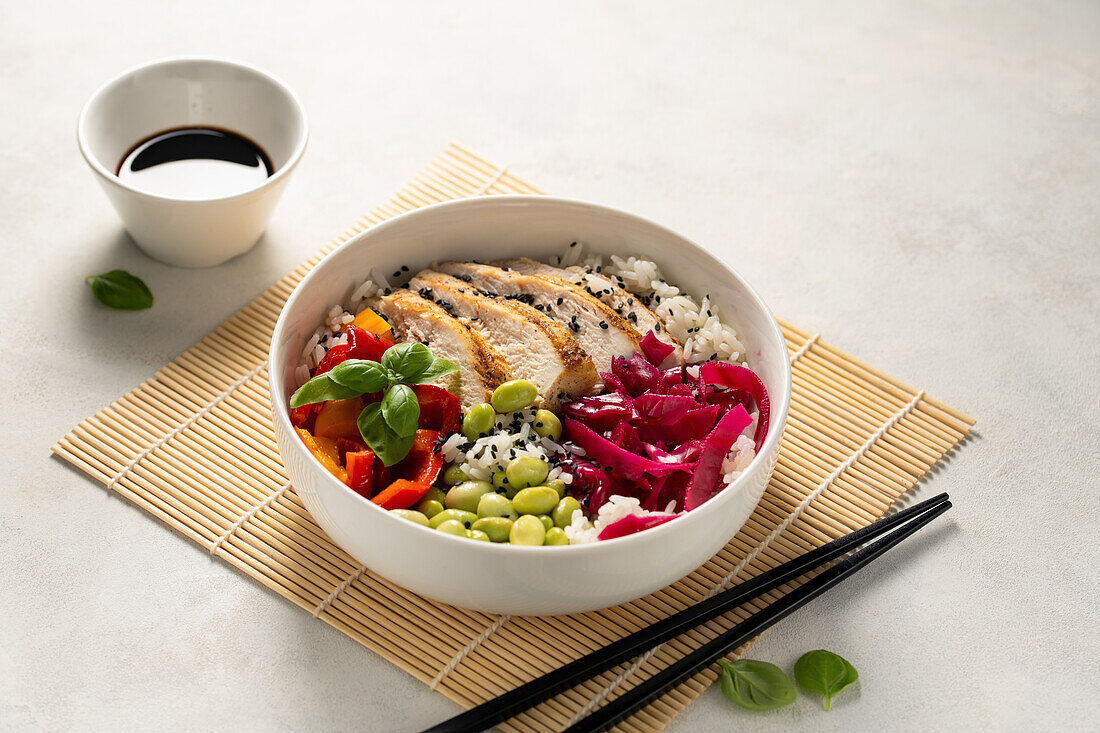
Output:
top-left (564, 495), bottom-right (678, 545)
top-left (440, 407), bottom-right (573, 484)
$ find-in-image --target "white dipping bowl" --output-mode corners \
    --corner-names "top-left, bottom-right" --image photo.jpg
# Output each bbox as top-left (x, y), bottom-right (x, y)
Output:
top-left (269, 196), bottom-right (790, 615)
top-left (78, 57), bottom-right (308, 268)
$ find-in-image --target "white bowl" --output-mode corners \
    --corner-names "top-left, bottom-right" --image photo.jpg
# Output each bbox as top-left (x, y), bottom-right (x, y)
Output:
top-left (78, 57), bottom-right (308, 268)
top-left (269, 196), bottom-right (791, 615)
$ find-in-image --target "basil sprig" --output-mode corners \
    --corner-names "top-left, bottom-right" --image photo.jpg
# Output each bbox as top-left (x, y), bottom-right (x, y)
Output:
top-left (793, 650), bottom-right (858, 711)
top-left (290, 342), bottom-right (457, 466)
top-left (718, 659), bottom-right (798, 711)
top-left (86, 270), bottom-right (153, 310)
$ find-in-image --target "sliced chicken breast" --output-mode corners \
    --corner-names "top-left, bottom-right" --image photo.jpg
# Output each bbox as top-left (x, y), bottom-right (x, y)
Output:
top-left (368, 291), bottom-right (511, 410)
top-left (408, 272), bottom-right (598, 408)
top-left (436, 261), bottom-right (642, 373)
top-left (494, 257), bottom-right (683, 364)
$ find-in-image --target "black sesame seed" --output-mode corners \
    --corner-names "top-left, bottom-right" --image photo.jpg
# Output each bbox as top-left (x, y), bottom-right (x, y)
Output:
top-left (401, 265), bottom-right (409, 272)
top-left (557, 297), bottom-right (564, 305)
top-left (570, 241), bottom-right (577, 247)
top-left (599, 321), bottom-right (608, 330)
top-left (383, 288), bottom-right (392, 295)
top-left (393, 271), bottom-right (401, 278)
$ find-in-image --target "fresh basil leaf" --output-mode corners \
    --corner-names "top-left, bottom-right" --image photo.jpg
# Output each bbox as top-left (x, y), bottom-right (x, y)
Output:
top-left (793, 650), bottom-right (858, 711)
top-left (357, 402), bottom-right (415, 466)
top-left (718, 660), bottom-right (798, 711)
top-left (381, 342), bottom-right (433, 382)
top-left (85, 270), bottom-right (153, 310)
top-left (407, 356), bottom-right (459, 385)
top-left (329, 359), bottom-right (390, 393)
top-left (381, 384), bottom-right (420, 437)
top-left (289, 373), bottom-right (361, 408)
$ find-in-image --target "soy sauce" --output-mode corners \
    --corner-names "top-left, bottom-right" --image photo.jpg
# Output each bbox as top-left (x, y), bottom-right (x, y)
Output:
top-left (116, 127), bottom-right (273, 199)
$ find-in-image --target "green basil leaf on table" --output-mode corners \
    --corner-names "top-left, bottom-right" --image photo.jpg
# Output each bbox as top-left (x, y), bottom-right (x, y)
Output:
top-left (718, 659), bottom-right (798, 711)
top-left (357, 402), bottom-right (416, 466)
top-left (85, 270), bottom-right (153, 310)
top-left (381, 384), bottom-right (420, 437)
top-left (793, 650), bottom-right (858, 711)
top-left (289, 373), bottom-right (362, 408)
top-left (407, 356), bottom-right (459, 385)
top-left (329, 359), bottom-right (391, 393)
top-left (381, 342), bottom-right (434, 382)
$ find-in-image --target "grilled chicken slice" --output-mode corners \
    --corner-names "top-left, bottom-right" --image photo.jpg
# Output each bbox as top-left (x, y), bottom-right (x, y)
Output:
top-left (494, 257), bottom-right (683, 364)
top-left (408, 272), bottom-right (598, 408)
top-left (436, 261), bottom-right (642, 372)
top-left (368, 291), bottom-right (511, 410)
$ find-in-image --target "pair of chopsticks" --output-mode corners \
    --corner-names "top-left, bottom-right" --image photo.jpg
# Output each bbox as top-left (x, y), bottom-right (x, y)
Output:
top-left (422, 492), bottom-right (951, 733)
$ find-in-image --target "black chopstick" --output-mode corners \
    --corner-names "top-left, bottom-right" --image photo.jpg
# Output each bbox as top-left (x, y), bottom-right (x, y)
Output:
top-left (421, 492), bottom-right (949, 733)
top-left (565, 498), bottom-right (952, 733)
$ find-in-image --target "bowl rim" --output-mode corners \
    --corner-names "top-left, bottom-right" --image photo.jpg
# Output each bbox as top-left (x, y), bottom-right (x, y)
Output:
top-left (269, 194), bottom-right (791, 555)
top-left (76, 55), bottom-right (309, 205)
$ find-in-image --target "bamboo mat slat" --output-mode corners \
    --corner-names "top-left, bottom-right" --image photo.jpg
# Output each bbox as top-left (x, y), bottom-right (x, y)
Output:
top-left (53, 143), bottom-right (973, 732)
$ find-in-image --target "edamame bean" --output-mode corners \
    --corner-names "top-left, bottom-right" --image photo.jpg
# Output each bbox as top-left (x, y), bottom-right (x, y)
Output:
top-left (544, 527), bottom-right (569, 545)
top-left (491, 379), bottom-right (538, 413)
top-left (476, 493), bottom-right (518, 520)
top-left (465, 529), bottom-right (491, 542)
top-left (389, 509), bottom-right (430, 527)
top-left (462, 402), bottom-right (496, 441)
top-left (545, 478), bottom-right (567, 499)
top-left (491, 470), bottom-right (511, 494)
top-left (416, 499), bottom-right (445, 519)
top-left (511, 486), bottom-right (559, 516)
top-left (506, 456), bottom-right (549, 489)
top-left (471, 517), bottom-right (513, 542)
top-left (442, 464), bottom-right (467, 486)
top-left (509, 514), bottom-right (546, 545)
top-left (532, 409), bottom-right (563, 441)
top-left (535, 515), bottom-right (553, 532)
top-left (552, 496), bottom-right (582, 528)
top-left (445, 480), bottom-right (494, 513)
top-left (429, 508), bottom-right (477, 530)
top-left (434, 519), bottom-right (467, 536)
top-left (420, 487), bottom-right (445, 505)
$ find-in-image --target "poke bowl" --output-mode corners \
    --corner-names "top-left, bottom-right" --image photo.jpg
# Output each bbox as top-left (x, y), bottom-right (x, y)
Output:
top-left (269, 196), bottom-right (791, 615)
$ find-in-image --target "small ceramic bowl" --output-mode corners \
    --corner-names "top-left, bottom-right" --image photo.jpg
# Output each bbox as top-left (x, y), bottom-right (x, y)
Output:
top-left (78, 57), bottom-right (308, 268)
top-left (269, 196), bottom-right (791, 615)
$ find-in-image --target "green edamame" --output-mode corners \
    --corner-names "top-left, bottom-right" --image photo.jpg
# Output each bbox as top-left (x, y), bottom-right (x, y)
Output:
top-left (416, 499), bottom-right (445, 519)
top-left (476, 493), bottom-right (518, 520)
top-left (445, 480), bottom-right (494, 513)
top-left (462, 402), bottom-right (496, 441)
top-left (511, 486), bottom-right (559, 516)
top-left (552, 496), bottom-right (582, 528)
top-left (419, 486), bottom-right (445, 505)
top-left (491, 470), bottom-right (511, 494)
top-left (506, 456), bottom-right (549, 489)
top-left (434, 519), bottom-right (467, 536)
top-left (544, 527), bottom-right (569, 545)
top-left (545, 478), bottom-right (567, 499)
top-left (491, 379), bottom-right (538, 413)
top-left (471, 517), bottom-right (513, 542)
top-left (389, 509), bottom-right (430, 527)
top-left (509, 514), bottom-right (546, 545)
top-left (535, 514), bottom-right (553, 532)
top-left (465, 529), bottom-right (491, 542)
top-left (429, 508), bottom-right (477, 530)
top-left (441, 464), bottom-right (467, 486)
top-left (532, 409), bottom-right (563, 441)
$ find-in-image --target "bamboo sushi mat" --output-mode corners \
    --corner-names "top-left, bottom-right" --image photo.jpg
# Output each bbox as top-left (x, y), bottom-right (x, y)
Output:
top-left (54, 143), bottom-right (973, 732)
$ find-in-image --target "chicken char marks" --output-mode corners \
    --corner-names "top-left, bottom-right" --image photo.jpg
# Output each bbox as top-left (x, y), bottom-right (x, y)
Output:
top-left (435, 261), bottom-right (642, 373)
top-left (494, 257), bottom-right (682, 364)
top-left (368, 290), bottom-right (511, 410)
top-left (408, 271), bottom-right (598, 410)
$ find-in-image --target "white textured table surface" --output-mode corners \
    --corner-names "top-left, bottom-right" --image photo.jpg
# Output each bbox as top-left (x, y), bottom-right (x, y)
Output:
top-left (3, 1), bottom-right (1098, 731)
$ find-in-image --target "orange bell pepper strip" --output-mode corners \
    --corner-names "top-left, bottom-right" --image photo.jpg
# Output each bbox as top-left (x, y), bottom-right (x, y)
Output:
top-left (296, 427), bottom-right (348, 484)
top-left (314, 397), bottom-right (364, 441)
top-left (351, 307), bottom-right (393, 340)
top-left (370, 478), bottom-right (431, 510)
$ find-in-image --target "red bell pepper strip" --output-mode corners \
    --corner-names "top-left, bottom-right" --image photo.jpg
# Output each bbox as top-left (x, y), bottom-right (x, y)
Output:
top-left (346, 325), bottom-right (394, 363)
top-left (345, 450), bottom-right (376, 497)
top-left (371, 478), bottom-right (431, 510)
top-left (314, 343), bottom-right (350, 375)
top-left (391, 429), bottom-right (444, 485)
top-left (412, 384), bottom-right (460, 436)
top-left (289, 404), bottom-right (314, 429)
